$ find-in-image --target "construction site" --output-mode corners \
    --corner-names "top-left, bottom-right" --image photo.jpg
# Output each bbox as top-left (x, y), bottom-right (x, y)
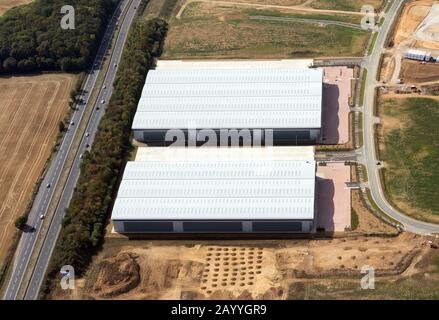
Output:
top-left (381, 0), bottom-right (439, 86)
top-left (2, 0), bottom-right (438, 302)
top-left (49, 0), bottom-right (439, 297)
top-left (49, 231), bottom-right (439, 300)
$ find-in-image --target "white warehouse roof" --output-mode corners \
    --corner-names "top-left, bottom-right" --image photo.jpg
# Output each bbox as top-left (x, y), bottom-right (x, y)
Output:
top-left (146, 68), bottom-right (322, 83)
top-left (156, 59), bottom-right (314, 69)
top-left (134, 146), bottom-right (315, 161)
top-left (111, 147), bottom-right (316, 221)
top-left (132, 63), bottom-right (322, 130)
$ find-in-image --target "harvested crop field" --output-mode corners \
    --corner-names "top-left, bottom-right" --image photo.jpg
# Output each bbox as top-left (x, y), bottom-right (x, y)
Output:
top-left (0, 73), bottom-right (76, 266)
top-left (0, 0), bottom-right (32, 16)
top-left (50, 232), bottom-right (432, 300)
top-left (377, 96), bottom-right (439, 224)
top-left (399, 59), bottom-right (439, 83)
top-left (163, 2), bottom-right (369, 59)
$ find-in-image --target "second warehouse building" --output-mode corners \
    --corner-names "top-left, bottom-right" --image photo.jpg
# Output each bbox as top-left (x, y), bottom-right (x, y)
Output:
top-left (112, 147), bottom-right (316, 233)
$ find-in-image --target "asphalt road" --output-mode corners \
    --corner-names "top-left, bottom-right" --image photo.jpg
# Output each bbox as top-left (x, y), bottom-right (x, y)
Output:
top-left (3, 0), bottom-right (141, 300)
top-left (361, 0), bottom-right (439, 235)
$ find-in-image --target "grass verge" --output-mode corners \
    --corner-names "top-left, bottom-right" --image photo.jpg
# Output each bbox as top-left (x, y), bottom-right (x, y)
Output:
top-left (366, 188), bottom-right (401, 226)
top-left (359, 69), bottom-right (368, 106)
top-left (377, 97), bottom-right (439, 223)
top-left (368, 32), bottom-right (378, 55)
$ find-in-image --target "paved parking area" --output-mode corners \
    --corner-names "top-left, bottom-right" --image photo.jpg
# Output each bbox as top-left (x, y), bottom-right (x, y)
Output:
top-left (321, 67), bottom-right (353, 144)
top-left (316, 163), bottom-right (351, 232)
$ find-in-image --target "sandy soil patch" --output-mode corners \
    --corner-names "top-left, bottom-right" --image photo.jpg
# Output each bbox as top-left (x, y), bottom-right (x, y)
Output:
top-left (59, 232), bottom-right (426, 300)
top-left (392, 0), bottom-right (439, 50)
top-left (0, 0), bottom-right (32, 16)
top-left (379, 54), bottom-right (396, 83)
top-left (0, 73), bottom-right (76, 266)
top-left (393, 1), bottom-right (432, 46)
top-left (414, 3), bottom-right (439, 44)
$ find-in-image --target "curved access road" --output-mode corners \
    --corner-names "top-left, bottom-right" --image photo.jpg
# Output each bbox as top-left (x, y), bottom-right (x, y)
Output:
top-left (362, 0), bottom-right (439, 235)
top-left (3, 0), bottom-right (142, 300)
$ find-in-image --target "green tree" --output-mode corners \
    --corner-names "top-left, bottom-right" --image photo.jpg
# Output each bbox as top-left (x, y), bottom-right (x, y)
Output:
top-left (58, 121), bottom-right (65, 133)
top-left (47, 18), bottom-right (169, 278)
top-left (15, 215), bottom-right (27, 230)
top-left (2, 57), bottom-right (17, 71)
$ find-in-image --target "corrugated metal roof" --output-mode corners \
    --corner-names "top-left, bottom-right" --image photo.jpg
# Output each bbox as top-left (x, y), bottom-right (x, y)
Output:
top-left (146, 68), bottom-right (322, 84)
top-left (122, 160), bottom-right (316, 180)
top-left (134, 67), bottom-right (322, 130)
top-left (141, 82), bottom-right (322, 97)
top-left (136, 96), bottom-right (321, 112)
top-left (134, 146), bottom-right (315, 162)
top-left (111, 149), bottom-right (316, 221)
top-left (132, 111), bottom-right (321, 129)
top-left (111, 197), bottom-right (315, 220)
top-left (116, 179), bottom-right (315, 198)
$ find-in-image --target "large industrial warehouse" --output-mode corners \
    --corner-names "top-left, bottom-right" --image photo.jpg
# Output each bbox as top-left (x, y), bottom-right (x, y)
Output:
top-left (111, 147), bottom-right (316, 234)
top-left (132, 60), bottom-right (323, 145)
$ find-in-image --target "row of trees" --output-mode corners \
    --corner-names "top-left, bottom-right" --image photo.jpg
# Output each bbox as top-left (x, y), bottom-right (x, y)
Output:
top-left (0, 0), bottom-right (118, 74)
top-left (43, 18), bottom-right (168, 291)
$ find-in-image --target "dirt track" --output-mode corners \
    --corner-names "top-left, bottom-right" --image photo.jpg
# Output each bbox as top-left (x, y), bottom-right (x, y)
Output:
top-left (0, 0), bottom-right (32, 16)
top-left (62, 232), bottom-right (425, 300)
top-left (176, 0), bottom-right (368, 19)
top-left (0, 73), bottom-right (76, 266)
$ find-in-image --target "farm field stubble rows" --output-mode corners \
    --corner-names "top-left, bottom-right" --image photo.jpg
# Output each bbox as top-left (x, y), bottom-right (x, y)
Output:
top-left (0, 0), bottom-right (32, 16)
top-left (0, 73), bottom-right (76, 267)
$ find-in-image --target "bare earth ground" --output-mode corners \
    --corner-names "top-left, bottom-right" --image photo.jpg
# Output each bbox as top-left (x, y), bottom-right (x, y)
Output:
top-left (385, 0), bottom-right (439, 84)
top-left (50, 232), bottom-right (435, 300)
top-left (392, 0), bottom-right (439, 50)
top-left (351, 189), bottom-right (398, 234)
top-left (0, 0), bottom-right (32, 16)
top-left (0, 73), bottom-right (76, 266)
top-left (322, 66), bottom-right (352, 144)
top-left (399, 59), bottom-right (439, 83)
top-left (379, 54), bottom-right (396, 83)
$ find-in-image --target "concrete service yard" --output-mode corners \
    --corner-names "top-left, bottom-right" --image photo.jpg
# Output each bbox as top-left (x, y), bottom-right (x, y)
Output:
top-left (322, 66), bottom-right (353, 144)
top-left (316, 162), bottom-right (351, 232)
